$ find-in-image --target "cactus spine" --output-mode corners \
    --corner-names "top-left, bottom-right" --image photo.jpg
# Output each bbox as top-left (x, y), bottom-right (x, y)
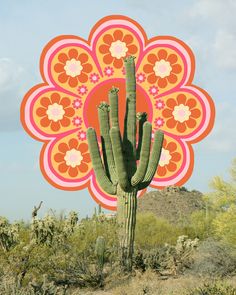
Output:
top-left (87, 56), bottom-right (164, 271)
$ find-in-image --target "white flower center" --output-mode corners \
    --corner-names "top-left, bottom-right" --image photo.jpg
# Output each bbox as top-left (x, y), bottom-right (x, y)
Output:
top-left (109, 40), bottom-right (128, 59)
top-left (153, 59), bottom-right (172, 78)
top-left (46, 103), bottom-right (65, 122)
top-left (159, 148), bottom-right (171, 167)
top-left (64, 58), bottom-right (83, 77)
top-left (64, 148), bottom-right (83, 168)
top-left (172, 104), bottom-right (191, 123)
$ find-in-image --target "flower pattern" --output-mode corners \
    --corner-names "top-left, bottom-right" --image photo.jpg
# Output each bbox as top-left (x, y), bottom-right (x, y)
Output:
top-left (157, 138), bottom-right (182, 177)
top-left (162, 93), bottom-right (202, 134)
top-left (98, 29), bottom-right (138, 69)
top-left (54, 139), bottom-right (90, 178)
top-left (54, 49), bottom-right (93, 88)
top-left (35, 92), bottom-right (75, 132)
top-left (143, 49), bottom-right (182, 89)
top-left (21, 16), bottom-right (215, 210)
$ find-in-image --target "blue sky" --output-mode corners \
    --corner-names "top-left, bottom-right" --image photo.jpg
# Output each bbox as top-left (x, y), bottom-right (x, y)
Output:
top-left (0, 0), bottom-right (235, 221)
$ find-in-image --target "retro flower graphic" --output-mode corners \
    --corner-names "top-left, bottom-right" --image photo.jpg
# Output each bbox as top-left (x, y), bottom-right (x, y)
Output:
top-left (21, 16), bottom-right (215, 210)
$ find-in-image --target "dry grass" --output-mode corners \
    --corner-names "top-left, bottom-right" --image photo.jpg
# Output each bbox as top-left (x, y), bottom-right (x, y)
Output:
top-left (76, 272), bottom-right (236, 295)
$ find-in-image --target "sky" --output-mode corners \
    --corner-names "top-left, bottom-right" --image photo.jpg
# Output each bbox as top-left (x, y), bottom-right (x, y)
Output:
top-left (0, 0), bottom-right (235, 221)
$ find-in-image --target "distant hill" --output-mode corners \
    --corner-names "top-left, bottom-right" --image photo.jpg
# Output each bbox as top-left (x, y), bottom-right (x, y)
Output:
top-left (137, 186), bottom-right (204, 223)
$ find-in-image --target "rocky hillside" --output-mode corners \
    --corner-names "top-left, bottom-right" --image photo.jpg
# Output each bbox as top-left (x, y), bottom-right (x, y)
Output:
top-left (138, 186), bottom-right (204, 223)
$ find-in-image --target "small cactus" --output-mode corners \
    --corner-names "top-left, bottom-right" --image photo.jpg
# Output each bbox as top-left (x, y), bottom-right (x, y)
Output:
top-left (95, 236), bottom-right (106, 271)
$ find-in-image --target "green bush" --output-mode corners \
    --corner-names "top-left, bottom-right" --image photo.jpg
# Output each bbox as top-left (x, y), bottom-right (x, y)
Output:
top-left (135, 212), bottom-right (182, 248)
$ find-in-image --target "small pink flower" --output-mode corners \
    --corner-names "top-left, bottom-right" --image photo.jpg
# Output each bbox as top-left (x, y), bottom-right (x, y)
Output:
top-left (149, 86), bottom-right (159, 96)
top-left (104, 66), bottom-right (114, 77)
top-left (77, 85), bottom-right (88, 96)
top-left (72, 99), bottom-right (83, 109)
top-left (122, 67), bottom-right (126, 75)
top-left (136, 73), bottom-right (146, 83)
top-left (155, 99), bottom-right (165, 110)
top-left (78, 130), bottom-right (87, 141)
top-left (72, 116), bottom-right (83, 127)
top-left (154, 117), bottom-right (165, 128)
top-left (89, 73), bottom-right (100, 83)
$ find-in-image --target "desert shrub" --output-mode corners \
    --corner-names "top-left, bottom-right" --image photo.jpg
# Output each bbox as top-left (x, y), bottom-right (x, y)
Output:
top-left (134, 236), bottom-right (198, 276)
top-left (184, 209), bottom-right (215, 240)
top-left (212, 204), bottom-right (236, 244)
top-left (187, 282), bottom-right (236, 295)
top-left (135, 212), bottom-right (182, 248)
top-left (190, 238), bottom-right (236, 277)
top-left (0, 217), bottom-right (20, 251)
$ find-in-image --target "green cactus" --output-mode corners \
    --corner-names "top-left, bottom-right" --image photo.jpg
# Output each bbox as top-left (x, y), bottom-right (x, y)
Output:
top-left (87, 56), bottom-right (164, 271)
top-left (95, 236), bottom-right (106, 271)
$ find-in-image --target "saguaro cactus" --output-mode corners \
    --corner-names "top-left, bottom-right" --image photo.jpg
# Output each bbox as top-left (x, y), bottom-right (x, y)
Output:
top-left (87, 56), bottom-right (164, 271)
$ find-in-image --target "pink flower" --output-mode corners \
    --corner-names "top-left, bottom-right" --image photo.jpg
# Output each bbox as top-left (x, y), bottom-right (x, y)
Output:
top-left (122, 67), bottom-right (126, 75)
top-left (72, 116), bottom-right (83, 127)
top-left (72, 99), bottom-right (83, 109)
top-left (78, 130), bottom-right (87, 141)
top-left (89, 73), bottom-right (100, 83)
top-left (136, 73), bottom-right (146, 83)
top-left (78, 85), bottom-right (88, 96)
top-left (154, 117), bottom-right (165, 128)
top-left (149, 86), bottom-right (159, 96)
top-left (155, 99), bottom-right (165, 110)
top-left (104, 66), bottom-right (114, 77)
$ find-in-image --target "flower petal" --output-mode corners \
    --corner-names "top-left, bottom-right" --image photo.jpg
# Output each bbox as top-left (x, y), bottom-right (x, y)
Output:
top-left (157, 90), bottom-right (206, 137)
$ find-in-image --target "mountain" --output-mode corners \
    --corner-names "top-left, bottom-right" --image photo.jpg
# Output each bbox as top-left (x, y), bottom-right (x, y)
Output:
top-left (137, 186), bottom-right (204, 223)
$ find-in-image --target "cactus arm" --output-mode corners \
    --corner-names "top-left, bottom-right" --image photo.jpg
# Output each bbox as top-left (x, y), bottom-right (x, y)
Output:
top-left (131, 122), bottom-right (151, 186)
top-left (123, 56), bottom-right (137, 177)
top-left (87, 127), bottom-right (117, 195)
top-left (109, 87), bottom-right (120, 128)
top-left (98, 102), bottom-right (117, 184)
top-left (138, 130), bottom-right (164, 190)
top-left (136, 112), bottom-right (147, 160)
top-left (110, 127), bottom-right (129, 191)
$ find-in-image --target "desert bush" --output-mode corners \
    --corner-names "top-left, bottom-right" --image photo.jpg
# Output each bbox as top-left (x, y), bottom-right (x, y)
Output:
top-left (190, 238), bottom-right (236, 277)
top-left (134, 236), bottom-right (198, 276)
top-left (135, 212), bottom-right (183, 248)
top-left (186, 282), bottom-right (236, 295)
top-left (0, 217), bottom-right (20, 251)
top-left (212, 204), bottom-right (236, 244)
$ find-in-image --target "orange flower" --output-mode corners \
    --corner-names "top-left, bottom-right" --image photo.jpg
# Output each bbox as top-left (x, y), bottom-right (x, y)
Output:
top-left (54, 139), bottom-right (91, 177)
top-left (162, 94), bottom-right (201, 133)
top-left (54, 49), bottom-right (93, 87)
top-left (157, 139), bottom-right (181, 177)
top-left (143, 49), bottom-right (182, 88)
top-left (99, 29), bottom-right (138, 68)
top-left (36, 93), bottom-right (75, 132)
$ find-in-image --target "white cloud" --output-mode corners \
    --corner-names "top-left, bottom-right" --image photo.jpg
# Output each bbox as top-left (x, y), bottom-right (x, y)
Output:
top-left (213, 30), bottom-right (236, 69)
top-left (188, 0), bottom-right (236, 70)
top-left (202, 101), bottom-right (236, 152)
top-left (0, 58), bottom-right (30, 131)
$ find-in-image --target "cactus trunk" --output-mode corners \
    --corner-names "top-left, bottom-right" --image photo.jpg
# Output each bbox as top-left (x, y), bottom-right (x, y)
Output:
top-left (87, 56), bottom-right (164, 272)
top-left (117, 186), bottom-right (137, 271)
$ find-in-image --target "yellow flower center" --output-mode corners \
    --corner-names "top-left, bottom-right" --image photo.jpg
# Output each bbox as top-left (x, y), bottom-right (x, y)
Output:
top-left (46, 103), bottom-right (65, 122)
top-left (159, 148), bottom-right (172, 167)
top-left (64, 58), bottom-right (83, 77)
top-left (64, 148), bottom-right (83, 167)
top-left (109, 40), bottom-right (128, 59)
top-left (153, 59), bottom-right (172, 78)
top-left (172, 104), bottom-right (191, 123)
